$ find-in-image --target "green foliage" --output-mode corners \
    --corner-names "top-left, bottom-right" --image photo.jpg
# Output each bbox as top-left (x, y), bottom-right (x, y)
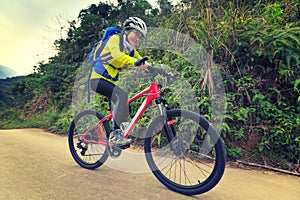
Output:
top-left (50, 109), bottom-right (73, 134)
top-left (0, 76), bottom-right (25, 108)
top-left (172, 0), bottom-right (300, 167)
top-left (227, 147), bottom-right (243, 160)
top-left (1, 0), bottom-right (299, 170)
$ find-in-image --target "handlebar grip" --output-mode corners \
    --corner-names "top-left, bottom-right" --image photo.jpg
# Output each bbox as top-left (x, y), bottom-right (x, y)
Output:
top-left (134, 56), bottom-right (149, 66)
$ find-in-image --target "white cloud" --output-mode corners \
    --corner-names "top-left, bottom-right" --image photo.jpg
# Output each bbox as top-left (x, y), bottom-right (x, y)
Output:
top-left (0, 0), bottom-right (178, 75)
top-left (0, 0), bottom-right (100, 75)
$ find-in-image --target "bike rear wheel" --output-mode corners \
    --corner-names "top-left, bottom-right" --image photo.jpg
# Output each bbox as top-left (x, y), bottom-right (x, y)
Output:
top-left (68, 109), bottom-right (110, 169)
top-left (144, 109), bottom-right (226, 195)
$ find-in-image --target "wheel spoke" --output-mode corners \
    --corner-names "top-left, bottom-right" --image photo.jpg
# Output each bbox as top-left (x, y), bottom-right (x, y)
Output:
top-left (68, 110), bottom-right (110, 169)
top-left (145, 109), bottom-right (226, 195)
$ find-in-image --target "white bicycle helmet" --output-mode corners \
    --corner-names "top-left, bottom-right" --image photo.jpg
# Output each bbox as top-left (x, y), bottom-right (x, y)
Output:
top-left (124, 17), bottom-right (147, 37)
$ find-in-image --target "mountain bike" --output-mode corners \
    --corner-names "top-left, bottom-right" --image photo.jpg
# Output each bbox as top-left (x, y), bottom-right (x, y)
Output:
top-left (68, 57), bottom-right (226, 195)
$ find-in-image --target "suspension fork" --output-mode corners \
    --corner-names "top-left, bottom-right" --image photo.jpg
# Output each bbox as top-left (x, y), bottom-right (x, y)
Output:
top-left (164, 120), bottom-right (177, 143)
top-left (155, 98), bottom-right (177, 142)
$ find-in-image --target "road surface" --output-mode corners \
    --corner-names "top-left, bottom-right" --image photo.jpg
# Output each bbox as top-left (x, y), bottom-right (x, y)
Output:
top-left (0, 129), bottom-right (299, 200)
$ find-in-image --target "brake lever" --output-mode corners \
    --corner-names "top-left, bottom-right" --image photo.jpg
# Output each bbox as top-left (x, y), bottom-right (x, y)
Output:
top-left (166, 71), bottom-right (180, 82)
top-left (147, 63), bottom-right (180, 82)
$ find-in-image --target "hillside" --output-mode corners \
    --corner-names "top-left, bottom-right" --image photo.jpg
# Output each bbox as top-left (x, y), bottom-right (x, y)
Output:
top-left (0, 76), bottom-right (26, 108)
top-left (0, 0), bottom-right (299, 173)
top-left (0, 65), bottom-right (19, 79)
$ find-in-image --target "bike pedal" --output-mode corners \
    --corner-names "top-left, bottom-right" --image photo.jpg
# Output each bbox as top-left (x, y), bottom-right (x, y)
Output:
top-left (109, 146), bottom-right (122, 158)
top-left (120, 144), bottom-right (130, 149)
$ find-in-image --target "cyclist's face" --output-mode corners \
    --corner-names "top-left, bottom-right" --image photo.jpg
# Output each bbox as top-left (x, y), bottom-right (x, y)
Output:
top-left (127, 30), bottom-right (143, 46)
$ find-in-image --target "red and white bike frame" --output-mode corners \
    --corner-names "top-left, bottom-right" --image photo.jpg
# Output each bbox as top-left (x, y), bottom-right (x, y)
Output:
top-left (81, 82), bottom-right (162, 144)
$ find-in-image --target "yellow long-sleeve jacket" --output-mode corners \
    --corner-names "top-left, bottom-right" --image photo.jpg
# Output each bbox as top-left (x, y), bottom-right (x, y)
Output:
top-left (90, 34), bottom-right (142, 84)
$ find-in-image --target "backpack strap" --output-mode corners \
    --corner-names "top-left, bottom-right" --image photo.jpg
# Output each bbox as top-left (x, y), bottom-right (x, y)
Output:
top-left (119, 32), bottom-right (124, 52)
top-left (87, 33), bottom-right (124, 103)
top-left (87, 63), bottom-right (93, 103)
top-left (87, 42), bottom-right (101, 103)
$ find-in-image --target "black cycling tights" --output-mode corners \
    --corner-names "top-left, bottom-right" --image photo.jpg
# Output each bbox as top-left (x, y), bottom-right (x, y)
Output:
top-left (91, 79), bottom-right (129, 130)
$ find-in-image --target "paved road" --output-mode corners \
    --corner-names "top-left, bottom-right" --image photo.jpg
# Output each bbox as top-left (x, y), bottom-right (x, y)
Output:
top-left (0, 129), bottom-right (299, 200)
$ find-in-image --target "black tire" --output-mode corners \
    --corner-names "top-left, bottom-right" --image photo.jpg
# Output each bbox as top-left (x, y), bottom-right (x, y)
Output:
top-left (68, 109), bottom-right (110, 169)
top-left (144, 109), bottom-right (226, 195)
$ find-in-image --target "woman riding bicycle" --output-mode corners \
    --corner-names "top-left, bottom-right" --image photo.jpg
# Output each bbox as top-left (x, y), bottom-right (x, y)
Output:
top-left (90, 17), bottom-right (148, 147)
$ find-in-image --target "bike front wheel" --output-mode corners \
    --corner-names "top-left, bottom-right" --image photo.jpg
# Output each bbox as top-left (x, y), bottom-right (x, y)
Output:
top-left (68, 109), bottom-right (110, 169)
top-left (144, 109), bottom-right (226, 195)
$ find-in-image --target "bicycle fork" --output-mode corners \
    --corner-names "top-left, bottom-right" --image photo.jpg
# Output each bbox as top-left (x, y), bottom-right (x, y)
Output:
top-left (156, 98), bottom-right (184, 155)
top-left (155, 98), bottom-right (177, 143)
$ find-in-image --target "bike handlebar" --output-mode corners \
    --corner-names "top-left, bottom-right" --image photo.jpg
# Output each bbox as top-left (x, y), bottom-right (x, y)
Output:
top-left (147, 65), bottom-right (180, 84)
top-left (147, 66), bottom-right (167, 76)
top-left (134, 56), bottom-right (150, 66)
top-left (136, 56), bottom-right (180, 81)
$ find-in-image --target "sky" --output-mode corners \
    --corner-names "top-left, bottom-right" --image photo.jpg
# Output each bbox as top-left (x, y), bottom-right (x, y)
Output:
top-left (0, 0), bottom-right (163, 75)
